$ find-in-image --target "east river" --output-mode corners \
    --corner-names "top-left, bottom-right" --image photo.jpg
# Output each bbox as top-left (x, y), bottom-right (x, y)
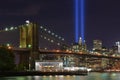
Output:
top-left (1, 72), bottom-right (120, 80)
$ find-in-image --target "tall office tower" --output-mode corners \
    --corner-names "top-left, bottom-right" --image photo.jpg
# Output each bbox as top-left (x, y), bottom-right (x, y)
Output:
top-left (82, 40), bottom-right (87, 51)
top-left (78, 37), bottom-right (82, 45)
top-left (72, 37), bottom-right (87, 52)
top-left (19, 21), bottom-right (38, 51)
top-left (93, 40), bottom-right (102, 50)
top-left (115, 41), bottom-right (120, 53)
top-left (78, 37), bottom-right (87, 51)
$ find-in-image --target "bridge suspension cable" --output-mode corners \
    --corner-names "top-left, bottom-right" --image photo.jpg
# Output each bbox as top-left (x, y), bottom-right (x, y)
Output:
top-left (39, 26), bottom-right (70, 47)
top-left (0, 24), bottom-right (71, 49)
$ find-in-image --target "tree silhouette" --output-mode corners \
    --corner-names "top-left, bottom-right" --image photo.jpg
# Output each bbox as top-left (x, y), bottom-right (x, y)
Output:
top-left (0, 46), bottom-right (15, 71)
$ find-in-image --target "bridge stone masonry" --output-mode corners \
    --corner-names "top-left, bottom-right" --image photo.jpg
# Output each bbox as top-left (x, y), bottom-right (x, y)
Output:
top-left (18, 21), bottom-right (39, 70)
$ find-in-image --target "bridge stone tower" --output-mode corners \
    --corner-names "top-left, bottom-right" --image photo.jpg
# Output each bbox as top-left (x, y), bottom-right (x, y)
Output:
top-left (19, 22), bottom-right (38, 50)
top-left (19, 21), bottom-right (39, 70)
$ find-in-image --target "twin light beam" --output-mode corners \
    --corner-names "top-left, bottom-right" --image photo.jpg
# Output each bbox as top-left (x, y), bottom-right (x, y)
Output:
top-left (75, 0), bottom-right (85, 43)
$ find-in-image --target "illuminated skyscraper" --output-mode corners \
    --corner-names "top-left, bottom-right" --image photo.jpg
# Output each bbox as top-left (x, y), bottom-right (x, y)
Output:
top-left (115, 41), bottom-right (120, 53)
top-left (72, 37), bottom-right (87, 52)
top-left (93, 40), bottom-right (102, 50)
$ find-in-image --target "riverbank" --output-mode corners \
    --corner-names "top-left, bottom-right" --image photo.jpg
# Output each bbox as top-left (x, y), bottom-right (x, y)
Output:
top-left (0, 71), bottom-right (88, 77)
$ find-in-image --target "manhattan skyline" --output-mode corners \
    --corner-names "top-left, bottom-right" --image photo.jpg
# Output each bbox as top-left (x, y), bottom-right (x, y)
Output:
top-left (0, 0), bottom-right (120, 49)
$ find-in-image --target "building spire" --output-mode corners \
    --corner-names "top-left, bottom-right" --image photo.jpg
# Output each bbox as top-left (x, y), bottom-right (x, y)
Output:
top-left (79, 37), bottom-right (82, 45)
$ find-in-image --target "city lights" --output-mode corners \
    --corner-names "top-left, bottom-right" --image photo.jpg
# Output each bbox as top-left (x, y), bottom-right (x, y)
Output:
top-left (1, 21), bottom-right (120, 74)
top-left (1, 0), bottom-right (120, 77)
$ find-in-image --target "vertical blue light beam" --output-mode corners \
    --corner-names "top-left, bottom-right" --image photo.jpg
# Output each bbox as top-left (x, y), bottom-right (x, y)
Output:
top-left (80, 0), bottom-right (85, 41)
top-left (75, 0), bottom-right (79, 42)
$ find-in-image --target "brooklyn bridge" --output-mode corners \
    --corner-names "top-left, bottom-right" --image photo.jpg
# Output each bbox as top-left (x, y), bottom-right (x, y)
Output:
top-left (0, 21), bottom-right (120, 72)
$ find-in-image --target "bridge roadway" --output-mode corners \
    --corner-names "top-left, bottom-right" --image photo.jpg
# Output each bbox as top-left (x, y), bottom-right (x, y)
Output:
top-left (13, 48), bottom-right (120, 60)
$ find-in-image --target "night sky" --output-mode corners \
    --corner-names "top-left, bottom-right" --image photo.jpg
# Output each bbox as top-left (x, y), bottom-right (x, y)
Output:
top-left (0, 0), bottom-right (120, 49)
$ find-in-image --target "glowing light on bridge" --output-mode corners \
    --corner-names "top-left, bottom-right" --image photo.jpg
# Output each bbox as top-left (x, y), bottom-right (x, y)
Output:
top-left (40, 26), bottom-right (65, 41)
top-left (3, 27), bottom-right (18, 32)
top-left (5, 28), bottom-right (8, 31)
top-left (26, 20), bottom-right (30, 24)
top-left (75, 0), bottom-right (85, 42)
top-left (10, 27), bottom-right (14, 30)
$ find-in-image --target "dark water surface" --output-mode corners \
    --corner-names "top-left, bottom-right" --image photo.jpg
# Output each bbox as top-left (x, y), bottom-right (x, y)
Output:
top-left (1, 72), bottom-right (120, 80)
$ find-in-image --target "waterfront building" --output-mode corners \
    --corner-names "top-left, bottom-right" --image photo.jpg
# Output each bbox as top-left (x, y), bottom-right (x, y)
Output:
top-left (35, 60), bottom-right (63, 71)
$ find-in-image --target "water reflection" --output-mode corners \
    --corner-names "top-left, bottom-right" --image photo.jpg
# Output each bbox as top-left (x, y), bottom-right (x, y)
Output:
top-left (1, 72), bottom-right (120, 80)
top-left (30, 75), bottom-right (77, 80)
